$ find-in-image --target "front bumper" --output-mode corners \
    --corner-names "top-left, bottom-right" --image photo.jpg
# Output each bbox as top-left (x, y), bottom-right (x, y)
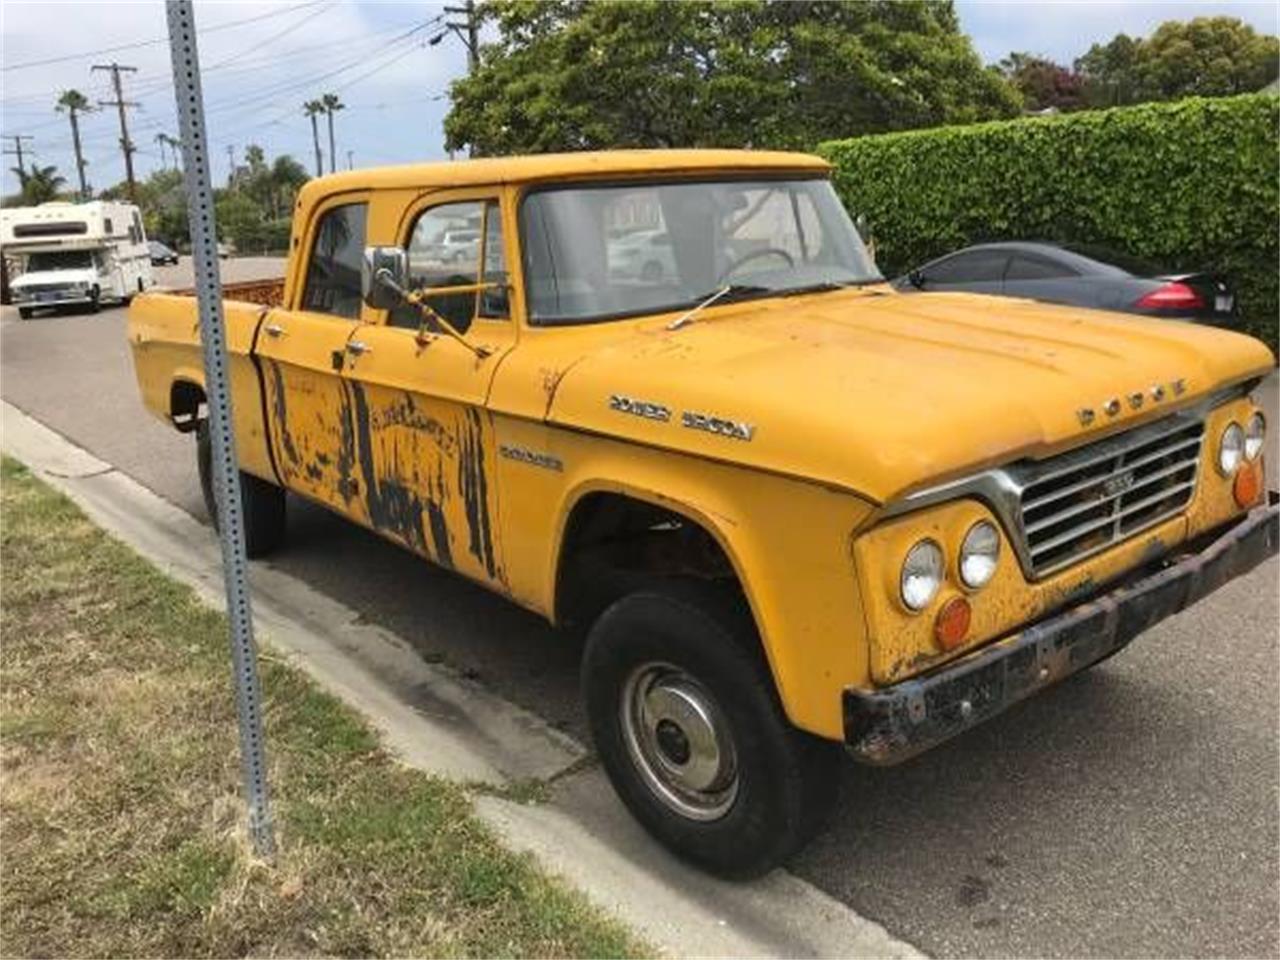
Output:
top-left (844, 493), bottom-right (1279, 764)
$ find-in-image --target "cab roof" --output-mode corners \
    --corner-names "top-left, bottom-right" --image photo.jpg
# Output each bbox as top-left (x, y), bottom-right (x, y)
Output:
top-left (298, 149), bottom-right (830, 205)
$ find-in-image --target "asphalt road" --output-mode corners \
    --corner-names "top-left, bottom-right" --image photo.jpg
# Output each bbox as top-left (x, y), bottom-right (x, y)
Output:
top-left (2, 259), bottom-right (1277, 958)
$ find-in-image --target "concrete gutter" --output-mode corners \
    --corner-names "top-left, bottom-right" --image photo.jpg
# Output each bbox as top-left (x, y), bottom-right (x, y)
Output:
top-left (2, 400), bottom-right (924, 959)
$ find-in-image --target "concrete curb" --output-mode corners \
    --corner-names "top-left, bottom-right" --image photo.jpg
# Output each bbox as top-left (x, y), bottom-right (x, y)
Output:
top-left (2, 399), bottom-right (925, 959)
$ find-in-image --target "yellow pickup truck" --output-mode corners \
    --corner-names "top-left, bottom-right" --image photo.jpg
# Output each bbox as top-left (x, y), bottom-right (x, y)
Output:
top-left (128, 150), bottom-right (1277, 877)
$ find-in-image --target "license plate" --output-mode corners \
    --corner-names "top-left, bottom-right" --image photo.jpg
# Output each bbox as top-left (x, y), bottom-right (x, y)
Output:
top-left (1215, 294), bottom-right (1233, 313)
top-left (35, 292), bottom-right (59, 301)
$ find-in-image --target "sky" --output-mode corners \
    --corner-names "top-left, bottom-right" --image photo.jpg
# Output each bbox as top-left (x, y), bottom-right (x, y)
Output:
top-left (1, 0), bottom-right (1276, 198)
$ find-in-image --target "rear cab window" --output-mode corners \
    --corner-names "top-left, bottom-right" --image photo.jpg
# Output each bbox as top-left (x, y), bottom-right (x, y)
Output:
top-left (301, 202), bottom-right (368, 319)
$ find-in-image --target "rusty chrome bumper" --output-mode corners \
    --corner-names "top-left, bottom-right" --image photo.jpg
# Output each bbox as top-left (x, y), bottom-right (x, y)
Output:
top-left (843, 492), bottom-right (1280, 765)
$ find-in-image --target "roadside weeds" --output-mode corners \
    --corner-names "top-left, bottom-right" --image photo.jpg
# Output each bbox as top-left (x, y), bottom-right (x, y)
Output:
top-left (0, 456), bottom-right (645, 958)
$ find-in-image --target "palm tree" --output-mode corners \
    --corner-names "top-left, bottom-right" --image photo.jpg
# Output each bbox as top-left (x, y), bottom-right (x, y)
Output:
top-left (55, 89), bottom-right (92, 199)
top-left (303, 100), bottom-right (325, 177)
top-left (320, 93), bottom-right (344, 175)
top-left (14, 164), bottom-right (66, 204)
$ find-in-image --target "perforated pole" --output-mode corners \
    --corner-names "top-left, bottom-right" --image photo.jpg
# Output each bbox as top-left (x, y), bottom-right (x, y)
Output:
top-left (166, 0), bottom-right (274, 857)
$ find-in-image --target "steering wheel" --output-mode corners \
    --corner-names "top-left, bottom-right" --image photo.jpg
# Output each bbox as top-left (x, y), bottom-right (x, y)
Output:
top-left (716, 247), bottom-right (795, 285)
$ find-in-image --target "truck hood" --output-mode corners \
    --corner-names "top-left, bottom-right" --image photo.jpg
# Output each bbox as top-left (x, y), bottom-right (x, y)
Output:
top-left (546, 289), bottom-right (1275, 504)
top-left (11, 268), bottom-right (96, 288)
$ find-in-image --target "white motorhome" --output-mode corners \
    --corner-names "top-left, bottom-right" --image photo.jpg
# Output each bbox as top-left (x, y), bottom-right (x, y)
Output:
top-left (0, 201), bottom-right (154, 318)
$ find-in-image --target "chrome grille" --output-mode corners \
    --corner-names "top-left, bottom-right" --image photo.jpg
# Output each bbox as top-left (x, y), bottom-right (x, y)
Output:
top-left (1017, 416), bottom-right (1204, 576)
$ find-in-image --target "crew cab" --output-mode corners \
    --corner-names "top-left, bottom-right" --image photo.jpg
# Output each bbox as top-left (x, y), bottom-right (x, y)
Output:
top-left (127, 151), bottom-right (1277, 877)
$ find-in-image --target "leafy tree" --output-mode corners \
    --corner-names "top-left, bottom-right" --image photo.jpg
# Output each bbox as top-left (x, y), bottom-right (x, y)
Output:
top-left (270, 154), bottom-right (309, 217)
top-left (1077, 17), bottom-right (1279, 107)
top-left (444, 0), bottom-right (1020, 155)
top-left (12, 164), bottom-right (66, 204)
top-left (996, 52), bottom-right (1085, 112)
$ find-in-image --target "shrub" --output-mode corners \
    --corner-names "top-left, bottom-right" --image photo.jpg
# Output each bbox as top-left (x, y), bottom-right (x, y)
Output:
top-left (820, 94), bottom-right (1279, 346)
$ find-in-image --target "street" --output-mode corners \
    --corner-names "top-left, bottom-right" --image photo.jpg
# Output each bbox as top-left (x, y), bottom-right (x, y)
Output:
top-left (2, 260), bottom-right (1276, 958)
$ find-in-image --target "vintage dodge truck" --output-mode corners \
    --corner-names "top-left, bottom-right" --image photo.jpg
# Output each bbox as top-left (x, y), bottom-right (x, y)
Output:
top-left (128, 150), bottom-right (1277, 876)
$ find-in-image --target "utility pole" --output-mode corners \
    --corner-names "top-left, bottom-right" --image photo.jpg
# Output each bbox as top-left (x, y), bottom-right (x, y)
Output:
top-left (225, 143), bottom-right (236, 188)
top-left (92, 62), bottom-right (139, 202)
top-left (2, 134), bottom-right (34, 178)
top-left (346, 149), bottom-right (353, 171)
top-left (443, 1), bottom-right (479, 156)
top-left (444, 0), bottom-right (479, 72)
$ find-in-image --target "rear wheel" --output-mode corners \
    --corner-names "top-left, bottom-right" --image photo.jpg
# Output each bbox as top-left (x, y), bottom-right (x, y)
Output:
top-left (196, 419), bottom-right (286, 557)
top-left (17, 307), bottom-right (33, 320)
top-left (582, 582), bottom-right (839, 878)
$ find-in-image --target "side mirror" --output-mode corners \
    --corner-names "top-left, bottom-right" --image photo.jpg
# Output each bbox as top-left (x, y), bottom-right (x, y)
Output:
top-left (854, 213), bottom-right (870, 242)
top-left (361, 245), bottom-right (408, 309)
top-left (908, 269), bottom-right (926, 289)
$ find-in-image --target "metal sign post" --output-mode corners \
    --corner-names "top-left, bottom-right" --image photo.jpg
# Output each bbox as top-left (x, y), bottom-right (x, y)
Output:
top-left (165, 0), bottom-right (274, 857)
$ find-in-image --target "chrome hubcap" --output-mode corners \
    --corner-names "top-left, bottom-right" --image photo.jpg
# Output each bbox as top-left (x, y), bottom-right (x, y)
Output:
top-left (620, 662), bottom-right (738, 821)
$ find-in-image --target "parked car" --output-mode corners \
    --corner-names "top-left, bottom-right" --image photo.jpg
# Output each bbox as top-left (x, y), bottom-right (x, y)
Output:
top-left (894, 241), bottom-right (1237, 322)
top-left (216, 242), bottom-right (232, 260)
top-left (126, 152), bottom-right (1276, 878)
top-left (608, 228), bottom-right (677, 282)
top-left (148, 240), bottom-right (180, 265)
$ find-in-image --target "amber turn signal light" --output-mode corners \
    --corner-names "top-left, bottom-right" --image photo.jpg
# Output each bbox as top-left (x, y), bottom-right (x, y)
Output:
top-left (1233, 460), bottom-right (1262, 508)
top-left (934, 596), bottom-right (972, 651)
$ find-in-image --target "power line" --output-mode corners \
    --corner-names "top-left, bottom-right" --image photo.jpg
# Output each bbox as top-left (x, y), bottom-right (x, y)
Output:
top-left (3, 0), bottom-right (328, 72)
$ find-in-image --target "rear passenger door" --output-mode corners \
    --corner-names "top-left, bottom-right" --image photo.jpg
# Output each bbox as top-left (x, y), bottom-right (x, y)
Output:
top-left (256, 195), bottom-right (370, 523)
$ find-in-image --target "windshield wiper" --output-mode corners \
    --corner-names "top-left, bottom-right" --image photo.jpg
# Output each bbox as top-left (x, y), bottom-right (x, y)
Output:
top-left (666, 284), bottom-right (770, 330)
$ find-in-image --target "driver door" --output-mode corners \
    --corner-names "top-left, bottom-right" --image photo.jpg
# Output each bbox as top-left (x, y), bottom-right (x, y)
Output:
top-left (337, 189), bottom-right (517, 587)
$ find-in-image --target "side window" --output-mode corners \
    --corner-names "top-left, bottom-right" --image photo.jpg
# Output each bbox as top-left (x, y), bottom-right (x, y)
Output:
top-left (926, 250), bottom-right (1008, 284)
top-left (104, 217), bottom-right (114, 236)
top-left (395, 199), bottom-right (506, 331)
top-left (301, 202), bottom-right (367, 319)
top-left (1006, 254), bottom-right (1075, 281)
top-left (132, 211), bottom-right (146, 245)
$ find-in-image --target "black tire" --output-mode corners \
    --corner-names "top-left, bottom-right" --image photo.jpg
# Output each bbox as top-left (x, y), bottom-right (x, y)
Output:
top-left (582, 582), bottom-right (839, 878)
top-left (18, 307), bottom-right (33, 320)
top-left (87, 287), bottom-right (100, 314)
top-left (197, 419), bottom-right (286, 557)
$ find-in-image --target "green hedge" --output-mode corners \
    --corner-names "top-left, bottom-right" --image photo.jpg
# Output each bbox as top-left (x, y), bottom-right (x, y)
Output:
top-left (819, 95), bottom-right (1279, 347)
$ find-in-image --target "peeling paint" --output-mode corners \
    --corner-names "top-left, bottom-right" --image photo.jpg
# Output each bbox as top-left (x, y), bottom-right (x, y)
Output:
top-left (458, 407), bottom-right (497, 578)
top-left (265, 359), bottom-right (300, 469)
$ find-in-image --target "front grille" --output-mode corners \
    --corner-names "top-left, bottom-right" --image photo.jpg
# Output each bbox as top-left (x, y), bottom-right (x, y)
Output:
top-left (20, 283), bottom-right (77, 295)
top-left (1017, 416), bottom-right (1204, 576)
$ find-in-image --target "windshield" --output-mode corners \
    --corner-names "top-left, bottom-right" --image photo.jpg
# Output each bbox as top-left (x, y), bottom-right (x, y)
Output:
top-left (25, 251), bottom-right (94, 272)
top-left (521, 177), bottom-right (882, 325)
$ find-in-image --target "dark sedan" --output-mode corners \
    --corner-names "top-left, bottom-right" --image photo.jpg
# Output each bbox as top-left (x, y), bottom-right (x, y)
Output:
top-left (148, 241), bottom-right (180, 266)
top-left (894, 241), bottom-right (1236, 322)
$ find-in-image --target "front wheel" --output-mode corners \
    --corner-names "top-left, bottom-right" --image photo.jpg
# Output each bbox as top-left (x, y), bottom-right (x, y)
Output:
top-left (582, 582), bottom-right (838, 878)
top-left (17, 307), bottom-right (33, 319)
top-left (197, 419), bottom-right (286, 557)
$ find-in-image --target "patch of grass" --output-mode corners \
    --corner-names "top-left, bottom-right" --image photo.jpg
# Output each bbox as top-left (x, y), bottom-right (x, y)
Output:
top-left (0, 457), bottom-right (645, 958)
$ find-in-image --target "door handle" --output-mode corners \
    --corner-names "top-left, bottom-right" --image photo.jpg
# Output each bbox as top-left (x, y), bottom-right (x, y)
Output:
top-left (263, 322), bottom-right (286, 338)
top-left (345, 340), bottom-right (371, 356)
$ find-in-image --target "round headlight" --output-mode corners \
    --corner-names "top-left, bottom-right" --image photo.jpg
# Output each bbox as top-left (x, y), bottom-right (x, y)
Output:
top-left (1245, 412), bottom-right (1265, 461)
top-left (959, 520), bottom-right (1000, 589)
top-left (1218, 421), bottom-right (1245, 476)
top-left (901, 539), bottom-right (944, 612)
